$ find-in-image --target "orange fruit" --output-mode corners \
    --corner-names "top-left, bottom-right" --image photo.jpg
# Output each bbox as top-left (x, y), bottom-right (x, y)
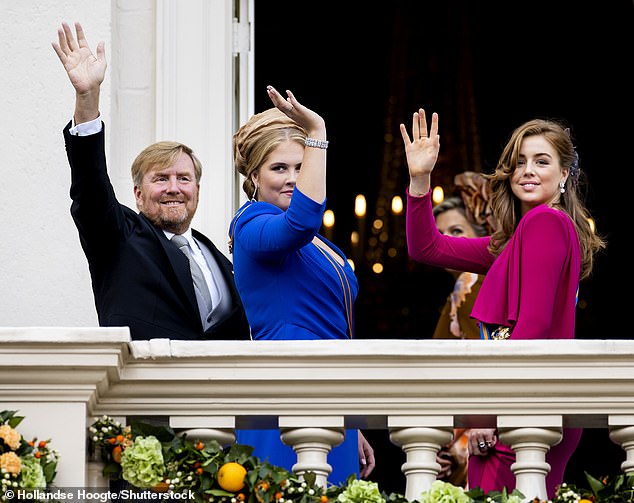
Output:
top-left (216, 462), bottom-right (247, 492)
top-left (112, 445), bottom-right (123, 463)
top-left (153, 481), bottom-right (169, 493)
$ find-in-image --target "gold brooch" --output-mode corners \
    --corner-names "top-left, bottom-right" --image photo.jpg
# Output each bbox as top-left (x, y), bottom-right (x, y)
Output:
top-left (491, 326), bottom-right (511, 340)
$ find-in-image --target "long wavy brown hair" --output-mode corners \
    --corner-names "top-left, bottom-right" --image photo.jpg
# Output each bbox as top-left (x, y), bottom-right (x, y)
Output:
top-left (486, 119), bottom-right (605, 280)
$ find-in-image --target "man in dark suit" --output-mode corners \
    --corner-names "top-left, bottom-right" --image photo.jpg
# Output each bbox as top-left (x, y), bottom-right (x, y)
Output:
top-left (54, 21), bottom-right (250, 341)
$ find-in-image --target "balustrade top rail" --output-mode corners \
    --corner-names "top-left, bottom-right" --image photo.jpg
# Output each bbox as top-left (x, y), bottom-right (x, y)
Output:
top-left (1, 327), bottom-right (633, 429)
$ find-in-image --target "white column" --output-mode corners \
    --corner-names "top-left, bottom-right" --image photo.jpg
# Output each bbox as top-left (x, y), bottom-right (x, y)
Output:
top-left (279, 416), bottom-right (345, 487)
top-left (388, 416), bottom-right (454, 502)
top-left (155, 0), bottom-right (236, 251)
top-left (498, 415), bottom-right (562, 501)
top-left (86, 453), bottom-right (108, 488)
top-left (608, 415), bottom-right (634, 474)
top-left (170, 416), bottom-right (236, 447)
top-left (110, 1), bottom-right (156, 210)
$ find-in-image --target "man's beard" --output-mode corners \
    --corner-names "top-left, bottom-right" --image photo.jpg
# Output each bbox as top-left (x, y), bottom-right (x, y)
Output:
top-left (157, 207), bottom-right (192, 234)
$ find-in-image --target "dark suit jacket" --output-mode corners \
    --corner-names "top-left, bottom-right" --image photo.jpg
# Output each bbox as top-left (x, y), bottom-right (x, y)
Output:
top-left (64, 122), bottom-right (250, 341)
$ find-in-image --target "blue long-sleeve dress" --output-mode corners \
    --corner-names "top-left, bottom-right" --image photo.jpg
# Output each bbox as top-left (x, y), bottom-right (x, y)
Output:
top-left (229, 188), bottom-right (359, 485)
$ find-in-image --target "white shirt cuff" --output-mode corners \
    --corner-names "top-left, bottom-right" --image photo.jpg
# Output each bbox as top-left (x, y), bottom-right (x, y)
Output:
top-left (69, 115), bottom-right (103, 136)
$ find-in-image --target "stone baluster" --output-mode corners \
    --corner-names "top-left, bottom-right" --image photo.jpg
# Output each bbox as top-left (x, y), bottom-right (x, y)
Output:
top-left (497, 415), bottom-right (563, 502)
top-left (170, 416), bottom-right (237, 447)
top-left (608, 415), bottom-right (634, 474)
top-left (279, 416), bottom-right (345, 487)
top-left (388, 416), bottom-right (454, 502)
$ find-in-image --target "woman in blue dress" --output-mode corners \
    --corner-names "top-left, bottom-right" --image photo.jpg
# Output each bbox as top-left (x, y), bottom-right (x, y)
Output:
top-left (229, 85), bottom-right (374, 485)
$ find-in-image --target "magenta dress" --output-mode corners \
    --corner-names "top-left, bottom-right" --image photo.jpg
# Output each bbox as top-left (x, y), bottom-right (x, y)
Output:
top-left (406, 191), bottom-right (582, 499)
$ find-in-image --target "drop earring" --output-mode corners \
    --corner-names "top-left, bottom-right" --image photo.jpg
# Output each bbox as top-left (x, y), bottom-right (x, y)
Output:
top-left (251, 184), bottom-right (259, 202)
top-left (559, 180), bottom-right (566, 194)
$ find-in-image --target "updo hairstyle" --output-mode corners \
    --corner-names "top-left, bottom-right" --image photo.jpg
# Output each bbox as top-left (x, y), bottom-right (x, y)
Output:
top-left (233, 108), bottom-right (307, 199)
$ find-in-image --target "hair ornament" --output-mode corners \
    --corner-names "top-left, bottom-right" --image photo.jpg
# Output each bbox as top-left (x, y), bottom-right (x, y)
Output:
top-left (563, 127), bottom-right (580, 183)
top-left (453, 171), bottom-right (497, 233)
top-left (570, 148), bottom-right (580, 181)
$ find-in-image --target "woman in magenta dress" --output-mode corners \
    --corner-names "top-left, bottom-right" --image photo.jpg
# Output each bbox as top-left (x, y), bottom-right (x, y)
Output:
top-left (399, 110), bottom-right (605, 498)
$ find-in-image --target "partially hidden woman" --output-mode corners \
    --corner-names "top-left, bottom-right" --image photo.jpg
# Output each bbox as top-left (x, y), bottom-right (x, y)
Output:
top-left (229, 86), bottom-right (374, 485)
top-left (432, 194), bottom-right (489, 341)
top-left (399, 109), bottom-right (605, 498)
top-left (432, 192), bottom-right (491, 489)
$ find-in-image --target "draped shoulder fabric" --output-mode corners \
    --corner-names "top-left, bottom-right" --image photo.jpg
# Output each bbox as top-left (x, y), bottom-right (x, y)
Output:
top-left (471, 205), bottom-right (581, 340)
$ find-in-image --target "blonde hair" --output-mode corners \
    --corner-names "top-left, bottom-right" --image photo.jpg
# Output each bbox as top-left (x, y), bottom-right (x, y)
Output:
top-left (233, 108), bottom-right (307, 198)
top-left (486, 119), bottom-right (605, 279)
top-left (432, 196), bottom-right (488, 237)
top-left (131, 141), bottom-right (202, 187)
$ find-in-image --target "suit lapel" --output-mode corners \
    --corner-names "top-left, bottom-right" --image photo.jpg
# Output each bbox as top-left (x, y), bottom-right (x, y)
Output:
top-left (141, 214), bottom-right (202, 325)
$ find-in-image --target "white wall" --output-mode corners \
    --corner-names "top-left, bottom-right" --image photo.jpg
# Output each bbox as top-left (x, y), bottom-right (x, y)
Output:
top-left (0, 0), bottom-right (247, 328)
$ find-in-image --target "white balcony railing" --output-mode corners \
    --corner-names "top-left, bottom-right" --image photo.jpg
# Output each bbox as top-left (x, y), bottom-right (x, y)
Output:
top-left (1, 327), bottom-right (634, 501)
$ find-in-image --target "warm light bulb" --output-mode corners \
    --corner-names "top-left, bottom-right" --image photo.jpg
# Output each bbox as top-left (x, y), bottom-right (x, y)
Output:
top-left (587, 217), bottom-right (596, 233)
top-left (350, 231), bottom-right (359, 245)
top-left (391, 196), bottom-right (403, 214)
top-left (372, 262), bottom-right (384, 274)
top-left (355, 194), bottom-right (366, 217)
top-left (323, 209), bottom-right (335, 228)
top-left (432, 186), bottom-right (444, 204)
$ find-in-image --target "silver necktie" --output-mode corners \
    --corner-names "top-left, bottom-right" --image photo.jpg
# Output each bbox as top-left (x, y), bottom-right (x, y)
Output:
top-left (171, 235), bottom-right (213, 314)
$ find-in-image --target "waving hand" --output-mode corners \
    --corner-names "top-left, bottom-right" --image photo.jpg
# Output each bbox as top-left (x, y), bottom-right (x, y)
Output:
top-left (399, 109), bottom-right (440, 196)
top-left (52, 22), bottom-right (106, 124)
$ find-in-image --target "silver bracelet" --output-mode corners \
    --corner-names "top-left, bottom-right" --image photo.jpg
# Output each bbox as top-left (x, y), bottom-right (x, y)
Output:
top-left (305, 137), bottom-right (329, 149)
